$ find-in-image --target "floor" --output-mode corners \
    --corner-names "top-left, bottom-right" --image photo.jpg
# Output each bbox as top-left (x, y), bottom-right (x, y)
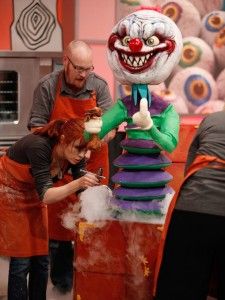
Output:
top-left (0, 257), bottom-right (217, 300)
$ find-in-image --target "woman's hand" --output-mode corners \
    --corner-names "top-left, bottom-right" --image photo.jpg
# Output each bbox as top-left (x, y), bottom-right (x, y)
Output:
top-left (77, 172), bottom-right (100, 189)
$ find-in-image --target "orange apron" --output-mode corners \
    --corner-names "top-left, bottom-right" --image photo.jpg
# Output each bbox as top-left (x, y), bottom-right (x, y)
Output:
top-left (153, 154), bottom-right (225, 295)
top-left (0, 156), bottom-right (48, 257)
top-left (48, 74), bottom-right (109, 240)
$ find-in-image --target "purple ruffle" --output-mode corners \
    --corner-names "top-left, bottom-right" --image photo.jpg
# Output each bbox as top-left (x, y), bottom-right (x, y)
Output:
top-left (111, 198), bottom-right (162, 211)
top-left (112, 170), bottom-right (173, 184)
top-left (114, 153), bottom-right (171, 168)
top-left (114, 186), bottom-right (172, 199)
top-left (120, 139), bottom-right (159, 149)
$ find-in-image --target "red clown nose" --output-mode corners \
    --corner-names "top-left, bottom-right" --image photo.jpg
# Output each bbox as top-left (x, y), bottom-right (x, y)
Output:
top-left (129, 38), bottom-right (143, 52)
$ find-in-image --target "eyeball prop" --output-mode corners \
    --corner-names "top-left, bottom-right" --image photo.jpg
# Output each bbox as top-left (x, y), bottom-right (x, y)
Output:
top-left (168, 67), bottom-right (218, 113)
top-left (149, 82), bottom-right (166, 95)
top-left (107, 8), bottom-right (183, 85)
top-left (158, 88), bottom-right (189, 114)
top-left (173, 36), bottom-right (216, 75)
top-left (189, 0), bottom-right (224, 17)
top-left (140, 0), bottom-right (163, 6)
top-left (213, 27), bottom-right (225, 70)
top-left (194, 100), bottom-right (225, 115)
top-left (200, 10), bottom-right (225, 46)
top-left (161, 0), bottom-right (201, 37)
top-left (216, 68), bottom-right (225, 101)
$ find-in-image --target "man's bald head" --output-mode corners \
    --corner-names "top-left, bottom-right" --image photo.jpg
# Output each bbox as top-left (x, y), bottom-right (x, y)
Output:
top-left (64, 40), bottom-right (93, 66)
top-left (63, 40), bottom-right (94, 90)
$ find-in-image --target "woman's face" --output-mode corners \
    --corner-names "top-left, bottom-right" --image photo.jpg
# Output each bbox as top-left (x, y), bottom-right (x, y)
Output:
top-left (63, 140), bottom-right (90, 164)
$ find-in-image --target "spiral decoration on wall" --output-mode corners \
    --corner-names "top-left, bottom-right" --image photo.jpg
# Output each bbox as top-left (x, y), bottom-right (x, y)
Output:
top-left (15, 0), bottom-right (56, 50)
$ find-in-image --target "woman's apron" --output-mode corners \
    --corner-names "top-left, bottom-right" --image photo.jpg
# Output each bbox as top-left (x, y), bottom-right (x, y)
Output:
top-left (0, 156), bottom-right (48, 257)
top-left (153, 154), bottom-right (225, 295)
top-left (48, 75), bottom-right (109, 240)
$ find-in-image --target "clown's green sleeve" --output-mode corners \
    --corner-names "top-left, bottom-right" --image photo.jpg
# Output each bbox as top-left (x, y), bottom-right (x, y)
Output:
top-left (147, 104), bottom-right (179, 153)
top-left (85, 99), bottom-right (179, 153)
top-left (84, 100), bottom-right (127, 140)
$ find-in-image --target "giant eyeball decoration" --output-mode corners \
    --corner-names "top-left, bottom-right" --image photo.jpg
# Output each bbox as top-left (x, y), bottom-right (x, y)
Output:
top-left (107, 8), bottom-right (183, 85)
top-left (161, 0), bottom-right (201, 37)
top-left (149, 82), bottom-right (166, 95)
top-left (168, 67), bottom-right (218, 113)
top-left (200, 10), bottom-right (225, 46)
top-left (157, 88), bottom-right (189, 114)
top-left (213, 27), bottom-right (225, 70)
top-left (173, 36), bottom-right (216, 75)
top-left (194, 100), bottom-right (225, 115)
top-left (188, 0), bottom-right (224, 17)
top-left (140, 0), bottom-right (163, 6)
top-left (216, 68), bottom-right (225, 101)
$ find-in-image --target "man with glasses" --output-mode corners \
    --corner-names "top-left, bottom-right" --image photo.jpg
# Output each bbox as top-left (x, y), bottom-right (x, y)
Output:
top-left (27, 40), bottom-right (114, 294)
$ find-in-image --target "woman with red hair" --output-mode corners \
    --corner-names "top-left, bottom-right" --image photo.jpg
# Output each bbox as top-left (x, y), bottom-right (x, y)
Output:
top-left (0, 118), bottom-right (101, 300)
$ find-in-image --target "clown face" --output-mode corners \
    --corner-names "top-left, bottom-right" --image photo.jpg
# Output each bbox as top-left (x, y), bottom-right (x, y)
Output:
top-left (107, 9), bottom-right (182, 85)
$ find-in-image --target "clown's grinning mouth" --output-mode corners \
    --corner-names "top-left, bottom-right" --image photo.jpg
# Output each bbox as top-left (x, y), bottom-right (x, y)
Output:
top-left (117, 42), bottom-right (169, 72)
top-left (121, 53), bottom-right (153, 67)
top-left (118, 50), bottom-right (158, 72)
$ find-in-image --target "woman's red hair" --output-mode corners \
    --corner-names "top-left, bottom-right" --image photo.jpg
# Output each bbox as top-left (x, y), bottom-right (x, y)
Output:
top-left (33, 118), bottom-right (101, 151)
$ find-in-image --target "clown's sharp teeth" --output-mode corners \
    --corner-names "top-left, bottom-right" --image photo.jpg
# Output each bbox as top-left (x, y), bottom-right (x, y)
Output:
top-left (128, 60), bottom-right (133, 66)
top-left (146, 54), bottom-right (150, 60)
top-left (128, 56), bottom-right (134, 63)
top-left (141, 56), bottom-right (145, 63)
top-left (133, 61), bottom-right (138, 67)
top-left (124, 54), bottom-right (128, 60)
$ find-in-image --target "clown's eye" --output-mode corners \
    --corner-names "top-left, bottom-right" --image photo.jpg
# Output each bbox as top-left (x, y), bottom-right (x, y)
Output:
top-left (205, 13), bottom-right (224, 32)
top-left (162, 2), bottom-right (182, 23)
top-left (179, 42), bottom-right (202, 68)
top-left (122, 36), bottom-right (131, 46)
top-left (146, 36), bottom-right (160, 47)
top-left (184, 75), bottom-right (211, 107)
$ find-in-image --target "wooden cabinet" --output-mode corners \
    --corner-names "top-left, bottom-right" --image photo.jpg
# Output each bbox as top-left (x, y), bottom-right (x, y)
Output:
top-left (74, 221), bottom-right (162, 300)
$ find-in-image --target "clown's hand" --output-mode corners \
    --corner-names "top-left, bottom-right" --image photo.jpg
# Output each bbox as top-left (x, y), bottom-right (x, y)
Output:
top-left (132, 98), bottom-right (153, 130)
top-left (84, 118), bottom-right (103, 134)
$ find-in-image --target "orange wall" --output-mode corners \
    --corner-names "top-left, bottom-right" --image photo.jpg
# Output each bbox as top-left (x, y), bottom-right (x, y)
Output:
top-left (0, 0), bottom-right (13, 50)
top-left (0, 0), bottom-right (115, 97)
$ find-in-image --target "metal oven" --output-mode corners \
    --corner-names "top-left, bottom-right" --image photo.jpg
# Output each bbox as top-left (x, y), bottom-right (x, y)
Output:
top-left (0, 52), bottom-right (62, 151)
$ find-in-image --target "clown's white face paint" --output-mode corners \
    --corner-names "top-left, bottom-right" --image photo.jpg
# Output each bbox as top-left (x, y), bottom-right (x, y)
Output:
top-left (107, 9), bottom-right (183, 85)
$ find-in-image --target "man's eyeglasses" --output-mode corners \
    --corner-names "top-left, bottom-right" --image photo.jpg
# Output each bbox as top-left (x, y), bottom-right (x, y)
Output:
top-left (67, 56), bottom-right (94, 74)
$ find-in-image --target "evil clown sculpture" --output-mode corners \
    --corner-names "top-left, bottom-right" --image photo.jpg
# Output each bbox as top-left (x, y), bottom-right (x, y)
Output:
top-left (85, 8), bottom-right (183, 223)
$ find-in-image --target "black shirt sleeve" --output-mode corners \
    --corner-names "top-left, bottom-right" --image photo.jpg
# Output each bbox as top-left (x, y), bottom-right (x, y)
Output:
top-left (7, 134), bottom-right (53, 200)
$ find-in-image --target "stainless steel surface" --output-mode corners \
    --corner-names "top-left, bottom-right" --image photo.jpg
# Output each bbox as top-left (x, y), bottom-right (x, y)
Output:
top-left (0, 52), bottom-right (63, 144)
top-left (0, 58), bottom-right (39, 139)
